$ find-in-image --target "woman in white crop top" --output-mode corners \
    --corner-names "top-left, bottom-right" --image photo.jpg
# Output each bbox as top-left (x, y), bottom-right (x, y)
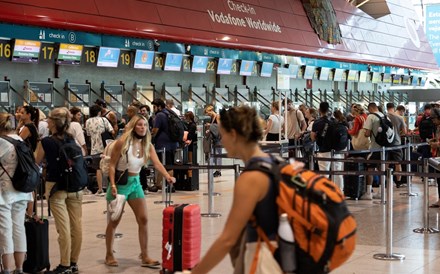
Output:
top-left (105, 114), bottom-right (175, 268)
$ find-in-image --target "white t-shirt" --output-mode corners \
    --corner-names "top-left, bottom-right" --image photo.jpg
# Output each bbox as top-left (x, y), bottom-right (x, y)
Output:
top-left (363, 112), bottom-right (382, 149)
top-left (268, 114), bottom-right (284, 134)
top-left (68, 121), bottom-right (87, 155)
top-left (0, 134), bottom-right (33, 205)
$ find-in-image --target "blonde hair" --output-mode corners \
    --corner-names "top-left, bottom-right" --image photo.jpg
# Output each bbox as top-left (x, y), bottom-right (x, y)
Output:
top-left (48, 107), bottom-right (71, 136)
top-left (121, 115), bottom-right (151, 164)
top-left (0, 113), bottom-right (13, 133)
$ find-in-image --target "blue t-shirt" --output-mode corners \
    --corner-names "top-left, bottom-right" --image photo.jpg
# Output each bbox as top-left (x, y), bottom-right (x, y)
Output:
top-left (154, 109), bottom-right (178, 150)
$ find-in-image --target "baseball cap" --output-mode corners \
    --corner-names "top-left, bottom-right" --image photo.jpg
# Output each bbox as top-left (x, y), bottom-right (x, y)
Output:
top-left (95, 99), bottom-right (107, 108)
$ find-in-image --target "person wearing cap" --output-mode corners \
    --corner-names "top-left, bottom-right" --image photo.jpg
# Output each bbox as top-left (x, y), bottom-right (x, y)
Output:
top-left (95, 99), bottom-right (118, 137)
top-left (428, 108), bottom-right (440, 208)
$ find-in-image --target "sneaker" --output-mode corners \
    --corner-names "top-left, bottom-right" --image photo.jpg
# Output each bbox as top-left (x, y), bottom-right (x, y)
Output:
top-left (360, 192), bottom-right (372, 200)
top-left (372, 192), bottom-right (382, 199)
top-left (109, 194), bottom-right (126, 221)
top-left (213, 171), bottom-right (222, 177)
top-left (13, 270), bottom-right (24, 274)
top-left (82, 187), bottom-right (91, 195)
top-left (70, 263), bottom-right (79, 274)
top-left (95, 190), bottom-right (105, 197)
top-left (50, 265), bottom-right (72, 274)
top-left (148, 186), bottom-right (159, 192)
top-left (143, 189), bottom-right (149, 195)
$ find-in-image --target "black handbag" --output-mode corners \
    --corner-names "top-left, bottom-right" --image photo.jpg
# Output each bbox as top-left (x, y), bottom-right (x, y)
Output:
top-left (101, 118), bottom-right (114, 148)
top-left (115, 169), bottom-right (129, 185)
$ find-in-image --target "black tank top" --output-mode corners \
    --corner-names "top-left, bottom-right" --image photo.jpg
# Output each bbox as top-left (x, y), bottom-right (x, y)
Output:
top-left (24, 123), bottom-right (39, 152)
top-left (245, 157), bottom-right (279, 242)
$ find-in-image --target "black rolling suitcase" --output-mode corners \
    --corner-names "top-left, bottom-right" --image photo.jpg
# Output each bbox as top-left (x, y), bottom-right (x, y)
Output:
top-left (174, 165), bottom-right (199, 191)
top-left (23, 181), bottom-right (50, 273)
top-left (344, 158), bottom-right (365, 200)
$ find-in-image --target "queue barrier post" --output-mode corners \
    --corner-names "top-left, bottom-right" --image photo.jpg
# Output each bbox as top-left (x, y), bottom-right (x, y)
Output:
top-left (96, 204), bottom-right (123, 239)
top-left (401, 140), bottom-right (418, 197)
top-left (154, 148), bottom-right (172, 205)
top-left (203, 154), bottom-right (221, 197)
top-left (374, 147), bottom-right (387, 205)
top-left (373, 168), bottom-right (405, 261)
top-left (201, 160), bottom-right (221, 218)
top-left (413, 159), bottom-right (439, 234)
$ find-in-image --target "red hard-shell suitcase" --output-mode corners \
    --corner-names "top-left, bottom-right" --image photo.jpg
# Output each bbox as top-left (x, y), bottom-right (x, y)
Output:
top-left (162, 203), bottom-right (201, 273)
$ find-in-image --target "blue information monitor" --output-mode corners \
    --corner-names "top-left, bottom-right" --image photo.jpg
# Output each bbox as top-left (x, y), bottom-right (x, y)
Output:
top-left (260, 62), bottom-right (273, 77)
top-left (164, 53), bottom-right (183, 71)
top-left (97, 47), bottom-right (120, 67)
top-left (239, 60), bottom-right (254, 76)
top-left (217, 58), bottom-right (233, 75)
top-left (192, 56), bottom-right (208, 73)
top-left (134, 50), bottom-right (154, 69)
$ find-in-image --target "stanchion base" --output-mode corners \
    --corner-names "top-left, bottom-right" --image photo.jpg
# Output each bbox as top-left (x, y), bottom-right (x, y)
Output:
top-left (373, 253), bottom-right (405, 261)
top-left (413, 227), bottom-right (440, 234)
top-left (201, 213), bottom-right (221, 218)
top-left (203, 192), bottom-right (221, 196)
top-left (154, 200), bottom-right (173, 204)
top-left (400, 192), bottom-right (418, 196)
top-left (373, 201), bottom-right (387, 205)
top-left (97, 233), bottom-right (123, 239)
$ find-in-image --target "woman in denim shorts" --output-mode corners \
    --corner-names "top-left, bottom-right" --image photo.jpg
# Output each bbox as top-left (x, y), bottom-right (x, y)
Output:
top-left (105, 114), bottom-right (175, 267)
top-left (0, 112), bottom-right (33, 274)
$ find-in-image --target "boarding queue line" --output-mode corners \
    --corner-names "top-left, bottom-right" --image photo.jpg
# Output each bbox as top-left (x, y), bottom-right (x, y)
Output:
top-left (154, 139), bottom-right (440, 264)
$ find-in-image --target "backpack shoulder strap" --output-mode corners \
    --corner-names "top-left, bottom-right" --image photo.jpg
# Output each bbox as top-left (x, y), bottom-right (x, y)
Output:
top-left (0, 136), bottom-right (16, 180)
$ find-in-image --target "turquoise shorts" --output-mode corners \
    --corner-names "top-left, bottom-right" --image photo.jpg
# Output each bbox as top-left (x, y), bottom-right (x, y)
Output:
top-left (106, 175), bottom-right (144, 201)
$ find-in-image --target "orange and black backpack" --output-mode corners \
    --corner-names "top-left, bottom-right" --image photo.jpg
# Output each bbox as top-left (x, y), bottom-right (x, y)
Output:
top-left (244, 155), bottom-right (357, 274)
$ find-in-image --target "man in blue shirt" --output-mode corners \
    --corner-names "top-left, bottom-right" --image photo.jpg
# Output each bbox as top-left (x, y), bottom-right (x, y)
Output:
top-left (150, 98), bottom-right (178, 192)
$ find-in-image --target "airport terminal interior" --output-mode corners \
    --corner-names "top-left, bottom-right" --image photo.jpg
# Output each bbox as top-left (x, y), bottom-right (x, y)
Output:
top-left (2, 0), bottom-right (440, 273)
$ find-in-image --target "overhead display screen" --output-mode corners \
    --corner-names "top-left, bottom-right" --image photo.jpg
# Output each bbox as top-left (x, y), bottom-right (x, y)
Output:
top-left (164, 53), bottom-right (183, 71)
top-left (56, 43), bottom-right (83, 65)
top-left (97, 47), bottom-right (120, 67)
top-left (260, 62), bottom-right (273, 77)
top-left (134, 50), bottom-right (154, 69)
top-left (12, 39), bottom-right (41, 63)
top-left (303, 66), bottom-right (315, 79)
top-left (217, 58), bottom-right (233, 75)
top-left (239, 60), bottom-right (255, 76)
top-left (372, 72), bottom-right (381, 83)
top-left (347, 70), bottom-right (358, 81)
top-left (288, 65), bottom-right (299, 78)
top-left (192, 56), bottom-right (208, 73)
top-left (319, 67), bottom-right (330, 81)
top-left (359, 71), bottom-right (368, 82)
top-left (333, 69), bottom-right (344, 82)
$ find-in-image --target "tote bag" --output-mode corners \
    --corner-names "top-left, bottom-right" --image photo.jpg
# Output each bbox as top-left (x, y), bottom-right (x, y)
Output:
top-left (352, 116), bottom-right (370, 150)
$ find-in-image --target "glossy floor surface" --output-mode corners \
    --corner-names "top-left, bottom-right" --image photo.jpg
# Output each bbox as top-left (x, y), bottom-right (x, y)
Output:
top-left (39, 171), bottom-right (440, 274)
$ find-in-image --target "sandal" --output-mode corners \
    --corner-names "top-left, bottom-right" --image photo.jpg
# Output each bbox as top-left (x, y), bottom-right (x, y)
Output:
top-left (429, 204), bottom-right (440, 208)
top-left (141, 259), bottom-right (160, 268)
top-left (105, 258), bottom-right (119, 267)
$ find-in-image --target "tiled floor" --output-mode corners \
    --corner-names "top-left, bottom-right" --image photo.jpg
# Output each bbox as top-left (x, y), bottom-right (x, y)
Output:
top-left (40, 171), bottom-right (440, 273)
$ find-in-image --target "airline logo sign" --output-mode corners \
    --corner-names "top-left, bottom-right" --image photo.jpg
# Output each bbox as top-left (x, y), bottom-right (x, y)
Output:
top-left (207, 0), bottom-right (282, 33)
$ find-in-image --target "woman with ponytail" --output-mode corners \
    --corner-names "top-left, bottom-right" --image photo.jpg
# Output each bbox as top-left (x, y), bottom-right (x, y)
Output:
top-left (104, 114), bottom-right (175, 268)
top-left (34, 107), bottom-right (83, 274)
top-left (18, 105), bottom-right (39, 152)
